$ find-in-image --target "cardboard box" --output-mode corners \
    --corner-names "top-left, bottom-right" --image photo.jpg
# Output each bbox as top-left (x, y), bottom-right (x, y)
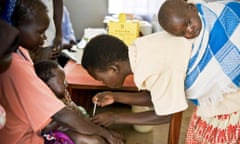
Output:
top-left (108, 13), bottom-right (140, 45)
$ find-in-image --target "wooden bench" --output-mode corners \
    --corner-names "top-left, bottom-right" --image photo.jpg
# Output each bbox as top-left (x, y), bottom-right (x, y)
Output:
top-left (64, 60), bottom-right (183, 144)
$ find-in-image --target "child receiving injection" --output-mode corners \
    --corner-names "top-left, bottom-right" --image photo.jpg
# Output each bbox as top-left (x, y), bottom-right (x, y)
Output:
top-left (34, 60), bottom-right (124, 144)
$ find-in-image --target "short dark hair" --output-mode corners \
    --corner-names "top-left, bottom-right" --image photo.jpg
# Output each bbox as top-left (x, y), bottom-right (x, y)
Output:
top-left (34, 60), bottom-right (59, 83)
top-left (158, 0), bottom-right (188, 33)
top-left (12, 0), bottom-right (47, 26)
top-left (81, 34), bottom-right (129, 71)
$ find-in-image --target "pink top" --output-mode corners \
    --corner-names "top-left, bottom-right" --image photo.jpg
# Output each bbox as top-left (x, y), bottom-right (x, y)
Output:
top-left (0, 47), bottom-right (65, 144)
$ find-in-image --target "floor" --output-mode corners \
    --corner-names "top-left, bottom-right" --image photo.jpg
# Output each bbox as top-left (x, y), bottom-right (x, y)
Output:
top-left (94, 102), bottom-right (195, 144)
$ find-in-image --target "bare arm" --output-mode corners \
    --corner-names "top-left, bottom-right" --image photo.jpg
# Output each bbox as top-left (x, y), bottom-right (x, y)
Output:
top-left (52, 0), bottom-right (63, 48)
top-left (92, 110), bottom-right (171, 127)
top-left (114, 91), bottom-right (153, 106)
top-left (93, 91), bottom-right (153, 107)
top-left (114, 111), bottom-right (171, 125)
top-left (52, 107), bottom-right (109, 136)
top-left (52, 107), bottom-right (124, 144)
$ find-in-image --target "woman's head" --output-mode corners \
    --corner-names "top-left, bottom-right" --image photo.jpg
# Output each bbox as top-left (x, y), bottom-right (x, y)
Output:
top-left (34, 60), bottom-right (66, 99)
top-left (81, 34), bottom-right (130, 88)
top-left (12, 0), bottom-right (49, 51)
top-left (158, 0), bottom-right (202, 39)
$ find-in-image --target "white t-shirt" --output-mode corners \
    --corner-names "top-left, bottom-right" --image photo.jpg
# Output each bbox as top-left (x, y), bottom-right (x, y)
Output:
top-left (128, 31), bottom-right (193, 115)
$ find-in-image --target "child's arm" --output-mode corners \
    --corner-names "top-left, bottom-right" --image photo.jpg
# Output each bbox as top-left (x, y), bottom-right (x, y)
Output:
top-left (53, 0), bottom-right (63, 49)
top-left (51, 107), bottom-right (125, 144)
top-left (92, 111), bottom-right (171, 126)
top-left (93, 91), bottom-right (153, 107)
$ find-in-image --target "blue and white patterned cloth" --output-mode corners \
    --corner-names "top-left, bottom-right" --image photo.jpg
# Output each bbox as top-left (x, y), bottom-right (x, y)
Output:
top-left (185, 1), bottom-right (240, 106)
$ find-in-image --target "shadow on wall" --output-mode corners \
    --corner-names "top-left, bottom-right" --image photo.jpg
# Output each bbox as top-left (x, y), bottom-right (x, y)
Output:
top-left (64, 0), bottom-right (108, 39)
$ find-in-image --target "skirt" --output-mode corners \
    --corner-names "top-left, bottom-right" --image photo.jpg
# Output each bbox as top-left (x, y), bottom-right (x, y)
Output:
top-left (42, 131), bottom-right (74, 144)
top-left (186, 109), bottom-right (240, 144)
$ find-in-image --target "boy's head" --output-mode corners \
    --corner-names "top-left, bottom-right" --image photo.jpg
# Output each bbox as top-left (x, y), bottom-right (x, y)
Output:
top-left (158, 0), bottom-right (202, 39)
top-left (81, 34), bottom-right (129, 88)
top-left (34, 60), bottom-right (66, 99)
top-left (12, 0), bottom-right (49, 52)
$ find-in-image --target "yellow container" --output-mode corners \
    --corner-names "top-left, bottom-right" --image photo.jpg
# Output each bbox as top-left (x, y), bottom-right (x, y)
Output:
top-left (108, 13), bottom-right (140, 46)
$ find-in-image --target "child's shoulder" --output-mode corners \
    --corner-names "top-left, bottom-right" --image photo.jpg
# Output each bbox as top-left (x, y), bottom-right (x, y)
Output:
top-left (135, 31), bottom-right (170, 43)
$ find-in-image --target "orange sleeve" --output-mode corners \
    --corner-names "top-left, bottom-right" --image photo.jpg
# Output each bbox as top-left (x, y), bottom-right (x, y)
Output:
top-left (4, 52), bottom-right (65, 132)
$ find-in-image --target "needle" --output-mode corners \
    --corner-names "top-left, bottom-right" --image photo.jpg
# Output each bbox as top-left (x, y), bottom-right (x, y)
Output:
top-left (92, 102), bottom-right (97, 117)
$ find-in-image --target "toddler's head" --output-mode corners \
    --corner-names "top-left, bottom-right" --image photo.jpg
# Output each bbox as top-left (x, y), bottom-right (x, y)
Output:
top-left (158, 0), bottom-right (202, 39)
top-left (34, 60), bottom-right (66, 99)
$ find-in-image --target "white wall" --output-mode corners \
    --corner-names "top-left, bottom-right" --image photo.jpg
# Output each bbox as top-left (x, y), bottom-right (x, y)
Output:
top-left (64, 0), bottom-right (108, 40)
top-left (64, 0), bottom-right (219, 40)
